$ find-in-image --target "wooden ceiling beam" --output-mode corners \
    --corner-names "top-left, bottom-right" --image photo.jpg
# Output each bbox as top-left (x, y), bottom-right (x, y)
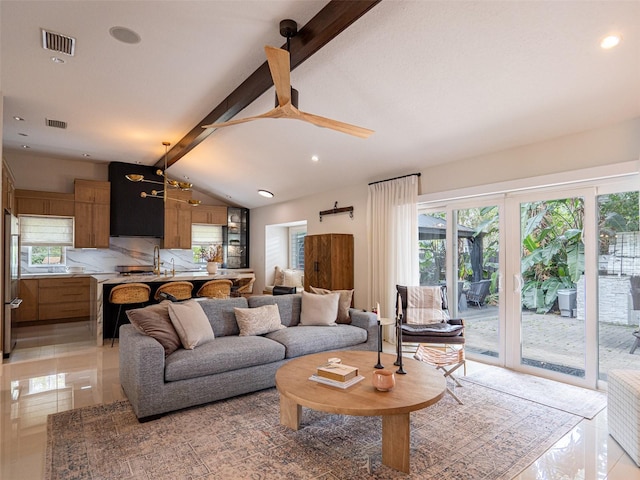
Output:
top-left (158, 0), bottom-right (381, 168)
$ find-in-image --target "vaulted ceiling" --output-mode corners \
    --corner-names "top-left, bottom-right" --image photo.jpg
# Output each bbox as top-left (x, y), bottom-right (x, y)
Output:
top-left (2, 1), bottom-right (639, 208)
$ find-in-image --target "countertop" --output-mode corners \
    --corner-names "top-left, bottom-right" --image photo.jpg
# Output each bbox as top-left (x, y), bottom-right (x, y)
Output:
top-left (21, 270), bottom-right (254, 283)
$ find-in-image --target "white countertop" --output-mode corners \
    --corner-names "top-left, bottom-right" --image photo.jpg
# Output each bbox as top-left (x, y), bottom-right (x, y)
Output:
top-left (96, 271), bottom-right (254, 285)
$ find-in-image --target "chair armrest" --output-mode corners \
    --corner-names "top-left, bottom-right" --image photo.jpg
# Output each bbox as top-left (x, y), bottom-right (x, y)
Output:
top-left (348, 308), bottom-right (378, 351)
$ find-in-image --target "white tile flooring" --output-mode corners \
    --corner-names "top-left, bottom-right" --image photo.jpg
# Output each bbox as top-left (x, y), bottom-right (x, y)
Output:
top-left (1, 321), bottom-right (639, 479)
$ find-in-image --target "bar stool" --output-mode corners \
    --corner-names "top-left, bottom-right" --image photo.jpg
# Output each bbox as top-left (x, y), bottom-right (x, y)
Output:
top-left (231, 277), bottom-right (255, 298)
top-left (154, 281), bottom-right (193, 302)
top-left (196, 279), bottom-right (233, 298)
top-left (110, 283), bottom-right (151, 347)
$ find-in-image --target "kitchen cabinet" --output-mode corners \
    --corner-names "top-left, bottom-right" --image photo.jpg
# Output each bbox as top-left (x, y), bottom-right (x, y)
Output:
top-left (15, 189), bottom-right (75, 216)
top-left (15, 277), bottom-right (90, 323)
top-left (304, 233), bottom-right (354, 291)
top-left (38, 277), bottom-right (90, 321)
top-left (223, 207), bottom-right (249, 268)
top-left (191, 205), bottom-right (228, 225)
top-left (163, 190), bottom-right (192, 249)
top-left (74, 180), bottom-right (110, 248)
top-left (15, 279), bottom-right (38, 323)
top-left (2, 162), bottom-right (15, 213)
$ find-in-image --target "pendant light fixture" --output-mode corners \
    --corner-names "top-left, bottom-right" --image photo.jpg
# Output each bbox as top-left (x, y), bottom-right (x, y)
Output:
top-left (126, 142), bottom-right (201, 205)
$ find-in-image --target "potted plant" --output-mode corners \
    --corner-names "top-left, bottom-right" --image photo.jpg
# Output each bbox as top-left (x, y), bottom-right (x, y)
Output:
top-left (200, 244), bottom-right (223, 274)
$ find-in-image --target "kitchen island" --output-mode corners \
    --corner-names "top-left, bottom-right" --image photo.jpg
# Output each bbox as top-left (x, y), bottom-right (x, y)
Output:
top-left (91, 270), bottom-right (254, 345)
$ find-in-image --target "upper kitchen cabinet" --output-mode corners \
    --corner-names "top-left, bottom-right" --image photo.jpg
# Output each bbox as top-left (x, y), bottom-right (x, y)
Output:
top-left (74, 180), bottom-right (110, 248)
top-left (224, 207), bottom-right (249, 268)
top-left (15, 189), bottom-right (75, 216)
top-left (163, 190), bottom-right (192, 249)
top-left (191, 205), bottom-right (227, 225)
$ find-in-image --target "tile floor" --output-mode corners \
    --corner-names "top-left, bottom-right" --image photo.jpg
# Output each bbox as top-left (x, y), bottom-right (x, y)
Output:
top-left (1, 321), bottom-right (639, 479)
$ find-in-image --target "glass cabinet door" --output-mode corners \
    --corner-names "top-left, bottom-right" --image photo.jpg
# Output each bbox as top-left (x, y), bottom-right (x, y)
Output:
top-left (224, 207), bottom-right (249, 268)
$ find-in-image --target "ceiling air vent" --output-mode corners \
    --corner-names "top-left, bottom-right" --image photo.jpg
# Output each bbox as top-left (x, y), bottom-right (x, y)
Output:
top-left (46, 118), bottom-right (67, 129)
top-left (41, 29), bottom-right (76, 56)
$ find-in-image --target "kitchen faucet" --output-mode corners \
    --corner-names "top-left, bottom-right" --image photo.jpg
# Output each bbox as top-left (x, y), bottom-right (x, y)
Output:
top-left (153, 245), bottom-right (161, 275)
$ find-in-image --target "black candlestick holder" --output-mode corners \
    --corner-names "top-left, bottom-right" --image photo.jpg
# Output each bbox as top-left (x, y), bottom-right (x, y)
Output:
top-left (375, 319), bottom-right (384, 369)
top-left (394, 314), bottom-right (406, 374)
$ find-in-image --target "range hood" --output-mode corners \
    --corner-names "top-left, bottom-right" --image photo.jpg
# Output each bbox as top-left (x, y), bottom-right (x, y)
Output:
top-left (109, 162), bottom-right (164, 237)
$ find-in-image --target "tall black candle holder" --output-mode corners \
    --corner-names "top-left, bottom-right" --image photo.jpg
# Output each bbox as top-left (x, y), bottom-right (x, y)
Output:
top-left (374, 319), bottom-right (384, 369)
top-left (394, 313), bottom-right (406, 374)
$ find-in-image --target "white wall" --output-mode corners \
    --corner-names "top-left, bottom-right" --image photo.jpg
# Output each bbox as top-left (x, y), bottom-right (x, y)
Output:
top-left (251, 118), bottom-right (640, 311)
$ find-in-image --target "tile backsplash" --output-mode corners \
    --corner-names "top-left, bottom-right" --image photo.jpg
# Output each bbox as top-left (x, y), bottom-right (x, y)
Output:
top-left (21, 237), bottom-right (203, 275)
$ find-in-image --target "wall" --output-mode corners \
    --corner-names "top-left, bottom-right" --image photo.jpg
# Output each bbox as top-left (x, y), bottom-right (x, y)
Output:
top-left (251, 118), bottom-right (640, 311)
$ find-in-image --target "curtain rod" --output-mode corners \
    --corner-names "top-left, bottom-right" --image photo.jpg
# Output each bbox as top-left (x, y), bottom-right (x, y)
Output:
top-left (368, 172), bottom-right (421, 186)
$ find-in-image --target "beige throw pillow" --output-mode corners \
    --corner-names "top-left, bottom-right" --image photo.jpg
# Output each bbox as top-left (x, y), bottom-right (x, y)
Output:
top-left (126, 301), bottom-right (182, 356)
top-left (274, 266), bottom-right (285, 285)
top-left (283, 269), bottom-right (304, 287)
top-left (168, 300), bottom-right (215, 349)
top-left (234, 304), bottom-right (285, 336)
top-left (300, 290), bottom-right (339, 326)
top-left (310, 286), bottom-right (353, 324)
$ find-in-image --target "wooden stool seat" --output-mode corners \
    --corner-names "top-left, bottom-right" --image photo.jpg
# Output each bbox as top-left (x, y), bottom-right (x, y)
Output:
top-left (109, 283), bottom-right (151, 347)
top-left (154, 281), bottom-right (193, 301)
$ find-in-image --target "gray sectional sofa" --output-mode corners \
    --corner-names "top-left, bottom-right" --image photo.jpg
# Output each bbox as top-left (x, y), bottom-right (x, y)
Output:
top-left (119, 293), bottom-right (378, 421)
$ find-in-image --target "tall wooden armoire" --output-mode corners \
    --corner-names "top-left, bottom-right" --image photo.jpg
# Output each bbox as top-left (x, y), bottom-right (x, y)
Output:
top-left (304, 233), bottom-right (354, 291)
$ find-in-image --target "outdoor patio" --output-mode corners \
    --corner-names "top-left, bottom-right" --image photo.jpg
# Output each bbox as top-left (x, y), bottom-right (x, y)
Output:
top-left (460, 305), bottom-right (640, 381)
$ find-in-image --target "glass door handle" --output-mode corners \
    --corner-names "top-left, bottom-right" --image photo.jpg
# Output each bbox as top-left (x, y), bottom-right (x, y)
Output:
top-left (514, 274), bottom-right (523, 294)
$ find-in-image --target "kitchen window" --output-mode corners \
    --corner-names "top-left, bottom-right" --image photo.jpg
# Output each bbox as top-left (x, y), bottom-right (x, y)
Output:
top-left (192, 224), bottom-right (223, 263)
top-left (20, 215), bottom-right (74, 267)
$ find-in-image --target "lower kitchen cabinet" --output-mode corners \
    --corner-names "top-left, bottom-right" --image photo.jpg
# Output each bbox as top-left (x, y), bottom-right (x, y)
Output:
top-left (15, 277), bottom-right (90, 323)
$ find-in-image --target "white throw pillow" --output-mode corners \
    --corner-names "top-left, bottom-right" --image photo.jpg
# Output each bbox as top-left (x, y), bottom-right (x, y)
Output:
top-left (300, 291), bottom-right (339, 326)
top-left (274, 266), bottom-right (285, 285)
top-left (283, 269), bottom-right (304, 287)
top-left (168, 300), bottom-right (215, 349)
top-left (310, 286), bottom-right (353, 324)
top-left (234, 304), bottom-right (286, 336)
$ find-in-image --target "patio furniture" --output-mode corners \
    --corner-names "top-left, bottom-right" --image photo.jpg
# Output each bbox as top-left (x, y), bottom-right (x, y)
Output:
top-left (466, 279), bottom-right (491, 308)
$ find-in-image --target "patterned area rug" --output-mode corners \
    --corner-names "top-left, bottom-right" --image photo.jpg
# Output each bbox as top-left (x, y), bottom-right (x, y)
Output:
top-left (464, 365), bottom-right (607, 419)
top-left (46, 383), bottom-right (581, 480)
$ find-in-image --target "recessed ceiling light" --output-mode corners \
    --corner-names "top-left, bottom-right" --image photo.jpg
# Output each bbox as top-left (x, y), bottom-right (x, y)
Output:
top-left (109, 26), bottom-right (141, 44)
top-left (18, 133), bottom-right (28, 137)
top-left (183, 175), bottom-right (190, 180)
top-left (51, 56), bottom-right (65, 64)
top-left (82, 153), bottom-right (91, 157)
top-left (601, 34), bottom-right (622, 49)
top-left (311, 155), bottom-right (319, 162)
top-left (21, 145), bottom-right (30, 149)
top-left (13, 116), bottom-right (24, 121)
top-left (258, 189), bottom-right (274, 198)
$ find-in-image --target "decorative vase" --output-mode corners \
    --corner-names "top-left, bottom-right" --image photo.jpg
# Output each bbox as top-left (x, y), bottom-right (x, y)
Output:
top-left (206, 262), bottom-right (218, 274)
top-left (372, 370), bottom-right (396, 391)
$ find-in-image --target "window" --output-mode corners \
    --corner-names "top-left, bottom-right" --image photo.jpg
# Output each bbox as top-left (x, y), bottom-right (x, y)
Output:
top-left (20, 216), bottom-right (74, 267)
top-left (289, 226), bottom-right (306, 270)
top-left (192, 224), bottom-right (223, 263)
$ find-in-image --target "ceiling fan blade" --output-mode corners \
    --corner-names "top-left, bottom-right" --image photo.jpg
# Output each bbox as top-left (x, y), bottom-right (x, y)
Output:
top-left (297, 110), bottom-right (374, 139)
top-left (265, 46), bottom-right (291, 107)
top-left (202, 108), bottom-right (284, 129)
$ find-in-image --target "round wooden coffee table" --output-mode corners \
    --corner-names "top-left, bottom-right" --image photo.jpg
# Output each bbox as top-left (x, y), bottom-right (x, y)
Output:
top-left (275, 350), bottom-right (446, 473)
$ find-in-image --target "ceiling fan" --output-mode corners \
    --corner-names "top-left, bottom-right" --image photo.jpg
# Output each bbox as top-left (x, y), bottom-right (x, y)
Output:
top-left (202, 20), bottom-right (373, 139)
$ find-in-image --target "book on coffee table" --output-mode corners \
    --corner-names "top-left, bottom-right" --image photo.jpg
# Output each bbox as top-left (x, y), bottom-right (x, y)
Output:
top-left (316, 363), bottom-right (359, 382)
top-left (309, 374), bottom-right (365, 389)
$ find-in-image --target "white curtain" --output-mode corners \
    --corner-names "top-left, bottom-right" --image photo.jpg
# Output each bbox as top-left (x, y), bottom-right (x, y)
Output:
top-left (367, 175), bottom-right (419, 341)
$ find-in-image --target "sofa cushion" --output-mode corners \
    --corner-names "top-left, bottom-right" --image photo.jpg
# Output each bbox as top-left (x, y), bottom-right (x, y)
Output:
top-left (126, 301), bottom-right (181, 356)
top-left (310, 286), bottom-right (353, 324)
top-left (198, 297), bottom-right (248, 337)
top-left (248, 294), bottom-right (301, 327)
top-left (300, 291), bottom-right (339, 326)
top-left (266, 325), bottom-right (367, 359)
top-left (168, 300), bottom-right (215, 349)
top-left (234, 304), bottom-right (285, 336)
top-left (164, 335), bottom-right (285, 382)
